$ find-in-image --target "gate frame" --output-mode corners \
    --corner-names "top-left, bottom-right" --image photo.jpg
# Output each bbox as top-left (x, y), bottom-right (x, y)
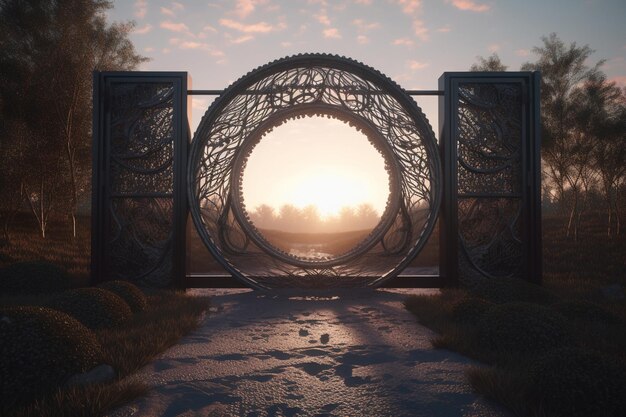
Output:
top-left (91, 68), bottom-right (541, 289)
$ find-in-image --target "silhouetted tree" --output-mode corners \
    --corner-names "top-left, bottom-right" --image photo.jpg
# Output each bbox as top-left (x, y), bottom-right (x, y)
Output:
top-left (470, 53), bottom-right (508, 71)
top-left (520, 33), bottom-right (611, 239)
top-left (0, 0), bottom-right (147, 238)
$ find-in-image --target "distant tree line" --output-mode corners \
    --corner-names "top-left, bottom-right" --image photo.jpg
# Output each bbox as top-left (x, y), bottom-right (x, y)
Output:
top-left (249, 203), bottom-right (381, 234)
top-left (0, 0), bottom-right (147, 239)
top-left (471, 34), bottom-right (626, 239)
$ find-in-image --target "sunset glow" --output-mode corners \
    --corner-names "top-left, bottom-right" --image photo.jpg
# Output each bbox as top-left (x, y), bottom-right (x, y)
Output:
top-left (242, 116), bottom-right (389, 219)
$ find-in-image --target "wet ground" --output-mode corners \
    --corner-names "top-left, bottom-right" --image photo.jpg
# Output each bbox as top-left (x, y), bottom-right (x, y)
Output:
top-left (109, 289), bottom-right (509, 417)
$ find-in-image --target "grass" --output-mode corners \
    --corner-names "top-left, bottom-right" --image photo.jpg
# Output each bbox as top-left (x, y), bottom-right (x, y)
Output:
top-left (2, 289), bottom-right (210, 417)
top-left (1, 213), bottom-right (212, 414)
top-left (404, 212), bottom-right (626, 417)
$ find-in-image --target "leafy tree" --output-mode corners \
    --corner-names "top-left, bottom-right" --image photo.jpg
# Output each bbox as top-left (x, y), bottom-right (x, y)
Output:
top-left (470, 53), bottom-right (508, 71)
top-left (0, 0), bottom-right (147, 238)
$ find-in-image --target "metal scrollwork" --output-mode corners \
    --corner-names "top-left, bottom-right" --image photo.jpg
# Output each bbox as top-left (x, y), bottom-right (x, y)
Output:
top-left (189, 54), bottom-right (441, 289)
top-left (456, 82), bottom-right (524, 279)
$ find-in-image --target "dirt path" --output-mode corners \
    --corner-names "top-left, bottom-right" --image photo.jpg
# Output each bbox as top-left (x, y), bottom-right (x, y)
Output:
top-left (110, 289), bottom-right (509, 417)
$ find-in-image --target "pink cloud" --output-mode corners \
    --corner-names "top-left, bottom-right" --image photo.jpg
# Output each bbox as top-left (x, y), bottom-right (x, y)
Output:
top-left (357, 35), bottom-right (369, 44)
top-left (133, 24), bottom-right (153, 35)
top-left (408, 60), bottom-right (429, 70)
top-left (234, 0), bottom-right (268, 19)
top-left (231, 35), bottom-right (255, 44)
top-left (315, 11), bottom-right (331, 26)
top-left (220, 18), bottom-right (283, 33)
top-left (160, 7), bottom-right (175, 17)
top-left (352, 19), bottom-right (380, 31)
top-left (393, 38), bottom-right (414, 46)
top-left (437, 25), bottom-right (451, 33)
top-left (397, 0), bottom-right (422, 15)
top-left (160, 21), bottom-right (190, 33)
top-left (354, 0), bottom-right (372, 4)
top-left (609, 76), bottom-right (626, 87)
top-left (413, 19), bottom-right (429, 41)
top-left (516, 48), bottom-right (530, 57)
top-left (323, 28), bottom-right (341, 39)
top-left (134, 0), bottom-right (147, 19)
top-left (450, 0), bottom-right (490, 12)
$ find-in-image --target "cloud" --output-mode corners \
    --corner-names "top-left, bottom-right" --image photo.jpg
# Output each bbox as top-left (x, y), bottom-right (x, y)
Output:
top-left (396, 0), bottom-right (422, 15)
top-left (393, 38), bottom-right (414, 46)
top-left (161, 7), bottom-right (176, 17)
top-left (315, 11), bottom-right (331, 26)
top-left (172, 2), bottom-right (184, 11)
top-left (437, 24), bottom-right (451, 33)
top-left (450, 0), bottom-right (490, 12)
top-left (408, 60), bottom-right (429, 70)
top-left (133, 24), bottom-right (153, 35)
top-left (219, 18), bottom-right (284, 33)
top-left (231, 35), bottom-right (255, 44)
top-left (609, 76), bottom-right (626, 87)
top-left (179, 41), bottom-right (207, 49)
top-left (357, 35), bottom-right (369, 44)
top-left (233, 0), bottom-right (270, 19)
top-left (488, 43), bottom-right (500, 52)
top-left (203, 25), bottom-right (218, 33)
top-left (516, 48), bottom-right (530, 57)
top-left (160, 21), bottom-right (190, 33)
top-left (134, 0), bottom-right (147, 19)
top-left (281, 41), bottom-right (293, 47)
top-left (413, 19), bottom-right (429, 41)
top-left (323, 28), bottom-right (341, 39)
top-left (354, 0), bottom-right (372, 4)
top-left (352, 19), bottom-right (380, 31)
top-left (144, 46), bottom-right (155, 52)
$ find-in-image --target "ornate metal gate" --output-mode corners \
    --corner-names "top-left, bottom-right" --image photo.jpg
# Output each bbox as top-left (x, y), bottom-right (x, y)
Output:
top-left (91, 56), bottom-right (541, 289)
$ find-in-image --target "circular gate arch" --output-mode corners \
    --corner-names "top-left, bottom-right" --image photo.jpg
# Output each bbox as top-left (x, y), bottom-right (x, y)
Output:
top-left (188, 54), bottom-right (441, 290)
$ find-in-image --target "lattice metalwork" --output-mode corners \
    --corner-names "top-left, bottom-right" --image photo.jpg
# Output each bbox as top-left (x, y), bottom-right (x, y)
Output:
top-left (439, 73), bottom-right (541, 284)
top-left (189, 55), bottom-right (441, 289)
top-left (92, 73), bottom-right (188, 288)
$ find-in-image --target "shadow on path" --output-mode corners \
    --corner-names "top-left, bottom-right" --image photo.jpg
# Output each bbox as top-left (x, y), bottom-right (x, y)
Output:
top-left (109, 288), bottom-right (509, 417)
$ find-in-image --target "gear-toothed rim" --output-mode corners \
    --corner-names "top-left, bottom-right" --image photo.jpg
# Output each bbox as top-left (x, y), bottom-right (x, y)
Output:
top-left (188, 53), bottom-right (442, 290)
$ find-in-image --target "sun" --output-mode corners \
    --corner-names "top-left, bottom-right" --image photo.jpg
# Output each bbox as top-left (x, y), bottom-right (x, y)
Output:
top-left (285, 169), bottom-right (373, 218)
top-left (241, 115), bottom-right (390, 218)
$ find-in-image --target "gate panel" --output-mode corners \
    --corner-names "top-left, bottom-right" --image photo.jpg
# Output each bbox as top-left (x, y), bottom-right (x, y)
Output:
top-left (91, 72), bottom-right (188, 288)
top-left (439, 72), bottom-right (541, 286)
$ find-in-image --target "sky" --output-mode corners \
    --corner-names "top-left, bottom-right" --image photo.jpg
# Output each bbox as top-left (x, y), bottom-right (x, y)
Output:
top-left (107, 0), bottom-right (626, 215)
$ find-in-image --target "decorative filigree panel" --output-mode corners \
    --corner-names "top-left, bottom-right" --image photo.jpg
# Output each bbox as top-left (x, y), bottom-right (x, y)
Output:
top-left (458, 198), bottom-right (522, 279)
top-left (92, 73), bottom-right (187, 288)
top-left (189, 54), bottom-right (441, 289)
top-left (440, 73), bottom-right (541, 284)
top-left (457, 83), bottom-right (523, 196)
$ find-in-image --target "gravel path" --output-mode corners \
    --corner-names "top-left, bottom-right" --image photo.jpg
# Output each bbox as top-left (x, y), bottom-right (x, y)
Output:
top-left (109, 288), bottom-right (510, 417)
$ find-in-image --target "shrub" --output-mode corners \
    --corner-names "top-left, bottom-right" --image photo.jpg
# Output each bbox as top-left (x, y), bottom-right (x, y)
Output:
top-left (0, 261), bottom-right (74, 294)
top-left (0, 306), bottom-right (103, 410)
top-left (478, 302), bottom-right (571, 356)
top-left (552, 300), bottom-right (622, 324)
top-left (47, 288), bottom-right (132, 329)
top-left (528, 347), bottom-right (626, 417)
top-left (468, 277), bottom-right (557, 305)
top-left (98, 280), bottom-right (147, 313)
top-left (450, 297), bottom-right (494, 324)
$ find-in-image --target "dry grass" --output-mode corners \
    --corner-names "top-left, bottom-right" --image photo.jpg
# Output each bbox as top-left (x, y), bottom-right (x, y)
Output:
top-left (5, 289), bottom-right (210, 417)
top-left (1, 214), bottom-right (211, 417)
top-left (405, 213), bottom-right (626, 417)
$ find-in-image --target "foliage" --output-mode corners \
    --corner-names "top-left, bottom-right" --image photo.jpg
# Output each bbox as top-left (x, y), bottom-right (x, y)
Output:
top-left (0, 306), bottom-right (103, 412)
top-left (469, 53), bottom-right (507, 71)
top-left (528, 347), bottom-right (626, 417)
top-left (47, 287), bottom-right (132, 329)
top-left (477, 302), bottom-right (571, 356)
top-left (449, 297), bottom-right (494, 323)
top-left (0, 260), bottom-right (75, 294)
top-left (0, 0), bottom-right (148, 238)
top-left (467, 277), bottom-right (558, 305)
top-left (552, 299), bottom-right (622, 324)
top-left (97, 280), bottom-right (147, 313)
